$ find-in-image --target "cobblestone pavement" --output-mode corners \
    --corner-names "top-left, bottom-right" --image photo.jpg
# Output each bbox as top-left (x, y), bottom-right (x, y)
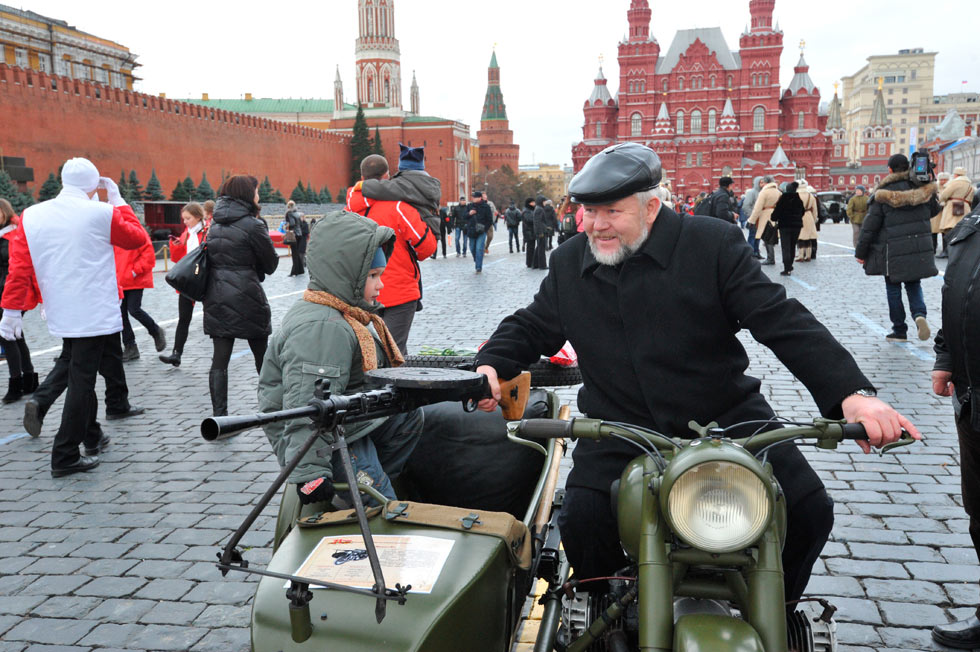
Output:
top-left (0, 224), bottom-right (971, 651)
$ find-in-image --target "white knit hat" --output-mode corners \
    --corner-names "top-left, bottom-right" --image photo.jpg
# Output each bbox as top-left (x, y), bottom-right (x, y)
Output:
top-left (61, 158), bottom-right (100, 193)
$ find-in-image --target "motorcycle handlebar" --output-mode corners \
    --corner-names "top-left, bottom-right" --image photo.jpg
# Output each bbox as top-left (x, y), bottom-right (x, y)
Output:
top-left (516, 418), bottom-right (574, 440)
top-left (841, 422), bottom-right (869, 440)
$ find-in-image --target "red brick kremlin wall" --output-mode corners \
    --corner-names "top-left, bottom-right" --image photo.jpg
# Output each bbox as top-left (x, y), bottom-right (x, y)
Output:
top-left (0, 64), bottom-right (351, 197)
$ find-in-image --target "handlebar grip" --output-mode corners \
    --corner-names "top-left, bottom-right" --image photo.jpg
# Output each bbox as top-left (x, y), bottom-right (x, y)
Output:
top-left (518, 418), bottom-right (573, 440)
top-left (841, 423), bottom-right (868, 440)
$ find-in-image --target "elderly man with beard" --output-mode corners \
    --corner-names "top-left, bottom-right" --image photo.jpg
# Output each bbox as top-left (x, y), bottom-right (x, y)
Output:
top-left (473, 142), bottom-right (919, 609)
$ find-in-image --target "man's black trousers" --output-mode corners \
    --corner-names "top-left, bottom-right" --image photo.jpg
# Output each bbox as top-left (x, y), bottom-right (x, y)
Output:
top-left (532, 236), bottom-right (548, 269)
top-left (955, 410), bottom-right (980, 616)
top-left (779, 227), bottom-right (801, 273)
top-left (525, 236), bottom-right (536, 268)
top-left (557, 446), bottom-right (834, 605)
top-left (51, 334), bottom-right (129, 468)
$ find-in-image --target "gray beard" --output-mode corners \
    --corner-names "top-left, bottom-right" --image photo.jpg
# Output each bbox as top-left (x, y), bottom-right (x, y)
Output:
top-left (588, 223), bottom-right (650, 266)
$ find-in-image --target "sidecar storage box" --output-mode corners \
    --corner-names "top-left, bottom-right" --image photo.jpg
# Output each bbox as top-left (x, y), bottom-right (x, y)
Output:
top-left (251, 505), bottom-right (528, 652)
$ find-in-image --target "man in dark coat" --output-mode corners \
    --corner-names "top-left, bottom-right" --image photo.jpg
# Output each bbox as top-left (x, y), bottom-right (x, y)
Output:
top-left (474, 142), bottom-right (919, 608)
top-left (464, 191), bottom-right (494, 272)
top-left (504, 201), bottom-right (522, 253)
top-left (706, 176), bottom-right (737, 223)
top-left (452, 196), bottom-right (468, 257)
top-left (932, 206), bottom-right (980, 648)
top-left (531, 194), bottom-right (549, 269)
top-left (522, 198), bottom-right (536, 265)
top-left (855, 154), bottom-right (940, 342)
top-left (772, 182), bottom-right (805, 276)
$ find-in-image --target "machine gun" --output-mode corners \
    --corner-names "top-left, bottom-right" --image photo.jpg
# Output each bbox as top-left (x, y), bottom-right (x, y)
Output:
top-left (200, 367), bottom-right (528, 633)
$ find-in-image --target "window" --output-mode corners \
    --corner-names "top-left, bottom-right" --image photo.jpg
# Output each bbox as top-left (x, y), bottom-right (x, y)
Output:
top-left (764, 73), bottom-right (770, 85)
top-left (697, 153), bottom-right (703, 166)
top-left (839, 176), bottom-right (844, 185)
top-left (884, 76), bottom-right (896, 83)
top-left (14, 48), bottom-right (27, 68)
top-left (678, 77), bottom-right (684, 91)
top-left (384, 78), bottom-right (391, 103)
top-left (710, 76), bottom-right (716, 88)
top-left (676, 110), bottom-right (685, 134)
top-left (887, 99), bottom-right (893, 105)
top-left (686, 153), bottom-right (692, 166)
top-left (903, 87), bottom-right (908, 94)
top-left (631, 112), bottom-right (642, 137)
top-left (874, 175), bottom-right (881, 183)
top-left (37, 55), bottom-right (51, 73)
top-left (798, 112), bottom-right (805, 130)
top-left (663, 80), bottom-right (669, 92)
top-left (878, 143), bottom-right (886, 155)
top-left (708, 109), bottom-right (717, 133)
top-left (888, 89), bottom-right (894, 95)
top-left (754, 143), bottom-right (762, 152)
top-left (850, 176), bottom-right (856, 184)
top-left (727, 75), bottom-right (733, 89)
top-left (834, 145), bottom-right (841, 157)
top-left (367, 78), bottom-right (374, 102)
top-left (862, 175), bottom-right (869, 184)
top-left (596, 122), bottom-right (602, 138)
top-left (753, 107), bottom-right (765, 131)
top-left (901, 98), bottom-right (907, 105)
top-left (690, 110), bottom-right (702, 134)
top-left (629, 81), bottom-right (635, 93)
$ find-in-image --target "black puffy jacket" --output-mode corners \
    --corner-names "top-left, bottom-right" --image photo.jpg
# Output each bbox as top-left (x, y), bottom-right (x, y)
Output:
top-left (521, 207), bottom-right (535, 236)
top-left (771, 187), bottom-right (804, 229)
top-left (855, 171), bottom-right (939, 282)
top-left (203, 197), bottom-right (280, 339)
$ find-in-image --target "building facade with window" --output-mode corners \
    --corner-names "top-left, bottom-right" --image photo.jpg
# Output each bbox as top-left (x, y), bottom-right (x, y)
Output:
top-left (572, 0), bottom-right (830, 197)
top-left (0, 4), bottom-right (138, 90)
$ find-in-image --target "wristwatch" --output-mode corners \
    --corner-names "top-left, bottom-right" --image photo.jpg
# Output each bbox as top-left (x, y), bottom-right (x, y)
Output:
top-left (849, 388), bottom-right (877, 398)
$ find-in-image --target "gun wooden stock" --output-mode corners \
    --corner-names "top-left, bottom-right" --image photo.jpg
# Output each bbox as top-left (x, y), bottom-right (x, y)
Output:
top-left (498, 372), bottom-right (531, 420)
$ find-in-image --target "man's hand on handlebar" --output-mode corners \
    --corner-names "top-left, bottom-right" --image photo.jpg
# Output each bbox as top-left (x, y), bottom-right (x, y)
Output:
top-left (476, 365), bottom-right (501, 412)
top-left (841, 394), bottom-right (922, 454)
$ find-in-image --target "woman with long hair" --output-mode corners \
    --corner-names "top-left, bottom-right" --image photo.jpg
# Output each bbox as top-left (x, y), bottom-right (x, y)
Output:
top-left (159, 201), bottom-right (207, 368)
top-left (202, 175), bottom-right (279, 416)
top-left (0, 198), bottom-right (37, 403)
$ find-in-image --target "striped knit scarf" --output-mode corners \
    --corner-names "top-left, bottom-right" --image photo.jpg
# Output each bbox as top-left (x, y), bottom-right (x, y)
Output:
top-left (303, 289), bottom-right (404, 371)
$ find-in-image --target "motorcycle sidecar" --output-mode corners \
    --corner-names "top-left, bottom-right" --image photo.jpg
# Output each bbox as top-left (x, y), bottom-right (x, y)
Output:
top-left (250, 389), bottom-right (564, 652)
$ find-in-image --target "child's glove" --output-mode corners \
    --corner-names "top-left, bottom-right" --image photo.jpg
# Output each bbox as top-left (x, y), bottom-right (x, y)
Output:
top-left (296, 478), bottom-right (335, 505)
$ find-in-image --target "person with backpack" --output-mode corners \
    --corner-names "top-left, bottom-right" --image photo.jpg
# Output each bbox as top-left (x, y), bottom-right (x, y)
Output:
top-left (504, 201), bottom-right (522, 253)
top-left (557, 197), bottom-right (580, 245)
top-left (522, 197), bottom-right (536, 266)
top-left (697, 177), bottom-right (736, 222)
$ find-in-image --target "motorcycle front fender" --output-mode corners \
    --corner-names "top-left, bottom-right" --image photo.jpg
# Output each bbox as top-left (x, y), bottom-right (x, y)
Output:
top-left (673, 614), bottom-right (766, 652)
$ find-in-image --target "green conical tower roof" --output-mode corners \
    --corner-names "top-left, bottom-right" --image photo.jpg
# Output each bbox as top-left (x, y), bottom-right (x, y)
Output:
top-left (481, 49), bottom-right (507, 121)
top-left (869, 81), bottom-right (888, 127)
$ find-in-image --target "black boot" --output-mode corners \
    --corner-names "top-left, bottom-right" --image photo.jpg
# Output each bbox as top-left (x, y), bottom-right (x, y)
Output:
top-left (159, 349), bottom-right (181, 367)
top-left (2, 376), bottom-right (23, 403)
top-left (209, 369), bottom-right (228, 417)
top-left (122, 342), bottom-right (140, 362)
top-left (21, 372), bottom-right (38, 394)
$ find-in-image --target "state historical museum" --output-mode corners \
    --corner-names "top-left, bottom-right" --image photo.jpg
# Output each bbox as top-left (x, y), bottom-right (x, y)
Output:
top-left (573, 0), bottom-right (831, 197)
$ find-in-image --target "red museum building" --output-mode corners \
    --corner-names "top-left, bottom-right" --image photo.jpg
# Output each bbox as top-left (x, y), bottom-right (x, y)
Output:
top-left (573, 0), bottom-right (831, 197)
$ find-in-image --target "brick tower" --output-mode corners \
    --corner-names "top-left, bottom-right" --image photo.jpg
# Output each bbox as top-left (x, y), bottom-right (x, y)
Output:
top-left (477, 50), bottom-right (519, 173)
top-left (355, 0), bottom-right (401, 109)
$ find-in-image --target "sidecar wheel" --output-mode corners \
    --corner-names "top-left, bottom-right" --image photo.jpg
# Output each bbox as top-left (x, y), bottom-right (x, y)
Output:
top-left (402, 355), bottom-right (582, 387)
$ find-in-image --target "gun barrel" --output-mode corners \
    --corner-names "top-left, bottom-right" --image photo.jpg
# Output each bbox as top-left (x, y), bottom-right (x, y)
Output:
top-left (201, 406), bottom-right (319, 441)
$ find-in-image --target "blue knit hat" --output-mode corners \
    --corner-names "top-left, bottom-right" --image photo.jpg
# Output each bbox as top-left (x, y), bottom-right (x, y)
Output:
top-left (398, 143), bottom-right (425, 171)
top-left (370, 247), bottom-right (388, 269)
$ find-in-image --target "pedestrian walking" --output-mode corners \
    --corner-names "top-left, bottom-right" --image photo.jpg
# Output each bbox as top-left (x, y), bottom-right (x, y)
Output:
top-left (771, 181), bottom-right (804, 276)
top-left (347, 154), bottom-right (437, 354)
top-left (433, 206), bottom-right (449, 258)
top-left (522, 198), bottom-right (536, 265)
top-left (742, 176), bottom-right (764, 258)
top-left (465, 191), bottom-right (494, 272)
top-left (933, 173), bottom-right (951, 256)
top-left (532, 194), bottom-right (549, 269)
top-left (748, 175), bottom-right (781, 265)
top-left (485, 198), bottom-right (497, 254)
top-left (117, 234), bottom-right (166, 362)
top-left (931, 204), bottom-right (980, 649)
top-left (0, 198), bottom-right (36, 403)
top-left (703, 176), bottom-right (737, 223)
top-left (453, 196), bottom-right (468, 257)
top-left (159, 202), bottom-right (207, 368)
top-left (284, 200), bottom-right (306, 276)
top-left (846, 185), bottom-right (869, 248)
top-left (544, 199), bottom-right (557, 251)
top-left (1, 158), bottom-right (148, 477)
top-left (939, 167), bottom-right (975, 258)
top-left (504, 201), bottom-right (522, 252)
top-left (796, 180), bottom-right (819, 263)
top-left (855, 154), bottom-right (939, 342)
top-left (202, 175), bottom-right (279, 416)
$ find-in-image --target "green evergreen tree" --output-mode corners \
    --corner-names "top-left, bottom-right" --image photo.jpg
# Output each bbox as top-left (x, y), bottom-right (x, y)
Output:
top-left (258, 176), bottom-right (274, 203)
top-left (118, 171), bottom-right (132, 204)
top-left (144, 169), bottom-right (165, 201)
top-left (195, 173), bottom-right (215, 201)
top-left (170, 179), bottom-right (191, 202)
top-left (338, 187), bottom-right (347, 204)
top-left (372, 126), bottom-right (385, 157)
top-left (0, 171), bottom-right (34, 213)
top-left (127, 170), bottom-right (143, 202)
top-left (305, 181), bottom-right (318, 204)
top-left (319, 186), bottom-right (333, 203)
top-left (271, 188), bottom-right (285, 203)
top-left (38, 172), bottom-right (62, 201)
top-left (290, 181), bottom-right (307, 203)
top-left (181, 176), bottom-right (195, 200)
top-left (349, 105), bottom-right (372, 184)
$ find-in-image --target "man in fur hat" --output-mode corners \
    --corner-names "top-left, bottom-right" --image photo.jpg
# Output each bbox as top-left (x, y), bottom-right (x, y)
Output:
top-left (938, 167), bottom-right (976, 257)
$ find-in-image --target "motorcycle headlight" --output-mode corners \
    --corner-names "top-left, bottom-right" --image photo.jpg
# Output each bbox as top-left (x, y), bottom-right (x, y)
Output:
top-left (665, 458), bottom-right (773, 553)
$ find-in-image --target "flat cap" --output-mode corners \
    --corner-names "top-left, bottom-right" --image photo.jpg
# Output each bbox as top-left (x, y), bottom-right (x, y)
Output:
top-left (568, 143), bottom-right (662, 205)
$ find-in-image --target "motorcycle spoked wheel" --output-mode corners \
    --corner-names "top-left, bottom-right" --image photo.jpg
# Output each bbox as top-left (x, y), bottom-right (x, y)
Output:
top-left (401, 355), bottom-right (583, 388)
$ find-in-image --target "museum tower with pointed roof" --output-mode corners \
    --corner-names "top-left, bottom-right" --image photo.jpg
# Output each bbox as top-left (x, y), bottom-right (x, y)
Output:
top-left (477, 50), bottom-right (520, 174)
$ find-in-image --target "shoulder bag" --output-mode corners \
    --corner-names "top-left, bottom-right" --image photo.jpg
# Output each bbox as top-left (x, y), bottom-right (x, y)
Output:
top-left (165, 243), bottom-right (210, 301)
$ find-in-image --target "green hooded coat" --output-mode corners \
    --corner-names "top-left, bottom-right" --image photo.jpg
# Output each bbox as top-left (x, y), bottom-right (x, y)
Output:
top-left (258, 210), bottom-right (395, 483)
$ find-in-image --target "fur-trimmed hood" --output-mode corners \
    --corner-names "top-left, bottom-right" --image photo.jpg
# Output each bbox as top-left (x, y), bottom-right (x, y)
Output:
top-left (873, 171), bottom-right (938, 208)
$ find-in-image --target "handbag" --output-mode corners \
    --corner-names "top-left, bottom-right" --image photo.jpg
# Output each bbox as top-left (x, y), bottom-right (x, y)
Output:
top-left (761, 221), bottom-right (778, 246)
top-left (165, 243), bottom-right (210, 301)
top-left (283, 228), bottom-right (298, 244)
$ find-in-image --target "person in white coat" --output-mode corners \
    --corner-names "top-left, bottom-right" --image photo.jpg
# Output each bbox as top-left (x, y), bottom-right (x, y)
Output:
top-left (0, 158), bottom-right (149, 477)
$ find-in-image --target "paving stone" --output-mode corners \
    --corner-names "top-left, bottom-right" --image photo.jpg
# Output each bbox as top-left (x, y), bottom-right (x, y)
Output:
top-left (944, 583), bottom-right (980, 606)
top-left (75, 558), bottom-right (139, 577)
top-left (76, 624), bottom-right (144, 648)
top-left (836, 622), bottom-right (882, 646)
top-left (828, 597), bottom-right (882, 624)
top-left (832, 527), bottom-right (909, 544)
top-left (139, 601), bottom-right (207, 625)
top-left (879, 626), bottom-right (946, 649)
top-left (124, 543), bottom-right (188, 560)
top-left (20, 558), bottom-right (90, 575)
top-left (193, 604), bottom-right (251, 629)
top-left (126, 559), bottom-right (193, 579)
top-left (0, 596), bottom-right (46, 615)
top-left (906, 562), bottom-right (980, 583)
top-left (190, 627), bottom-right (251, 652)
top-left (22, 646), bottom-right (94, 652)
top-left (73, 576), bottom-right (145, 597)
top-left (878, 601), bottom-right (948, 627)
top-left (847, 543), bottom-right (944, 563)
top-left (863, 579), bottom-right (946, 605)
top-left (129, 624), bottom-right (207, 651)
top-left (825, 559), bottom-right (909, 579)
top-left (3, 619), bottom-right (98, 645)
top-left (85, 599), bottom-right (157, 623)
top-left (18, 575), bottom-right (92, 596)
top-left (134, 578), bottom-right (195, 601)
top-left (31, 597), bottom-right (101, 619)
top-left (804, 575), bottom-right (865, 598)
top-left (181, 581), bottom-right (257, 605)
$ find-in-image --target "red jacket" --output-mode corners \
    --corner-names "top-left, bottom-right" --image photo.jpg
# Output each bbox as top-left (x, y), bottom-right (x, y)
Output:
top-left (0, 217), bottom-right (40, 310)
top-left (347, 184), bottom-right (437, 308)
top-left (169, 224), bottom-right (206, 263)
top-left (115, 240), bottom-right (156, 291)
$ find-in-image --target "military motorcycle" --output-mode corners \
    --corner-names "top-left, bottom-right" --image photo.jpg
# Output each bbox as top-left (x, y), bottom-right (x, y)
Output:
top-left (201, 368), bottom-right (914, 652)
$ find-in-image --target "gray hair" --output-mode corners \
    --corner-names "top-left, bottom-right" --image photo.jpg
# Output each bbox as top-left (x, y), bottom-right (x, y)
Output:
top-left (635, 188), bottom-right (658, 211)
top-left (762, 175), bottom-right (775, 184)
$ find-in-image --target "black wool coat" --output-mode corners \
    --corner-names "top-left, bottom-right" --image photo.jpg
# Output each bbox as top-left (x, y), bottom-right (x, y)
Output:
top-left (203, 197), bottom-right (280, 340)
top-left (855, 171), bottom-right (939, 282)
top-left (475, 206), bottom-right (872, 497)
top-left (772, 191), bottom-right (805, 229)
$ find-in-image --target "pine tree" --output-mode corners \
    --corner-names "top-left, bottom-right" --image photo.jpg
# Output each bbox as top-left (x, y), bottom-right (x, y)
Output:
top-left (257, 176), bottom-right (272, 203)
top-left (372, 126), bottom-right (385, 157)
top-left (305, 181), bottom-right (317, 204)
top-left (338, 187), bottom-right (347, 204)
top-left (127, 170), bottom-right (143, 202)
top-left (144, 169), bottom-right (165, 201)
top-left (170, 179), bottom-right (191, 202)
top-left (319, 186), bottom-right (333, 203)
top-left (349, 105), bottom-right (372, 184)
top-left (0, 171), bottom-right (34, 213)
top-left (290, 181), bottom-right (306, 203)
top-left (195, 173), bottom-right (215, 201)
top-left (38, 173), bottom-right (62, 201)
top-left (181, 176), bottom-right (195, 200)
top-left (118, 171), bottom-right (132, 203)
top-left (271, 188), bottom-right (285, 203)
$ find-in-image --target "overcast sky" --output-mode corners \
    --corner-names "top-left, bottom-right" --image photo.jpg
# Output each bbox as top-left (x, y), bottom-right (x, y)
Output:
top-left (20, 0), bottom-right (978, 166)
